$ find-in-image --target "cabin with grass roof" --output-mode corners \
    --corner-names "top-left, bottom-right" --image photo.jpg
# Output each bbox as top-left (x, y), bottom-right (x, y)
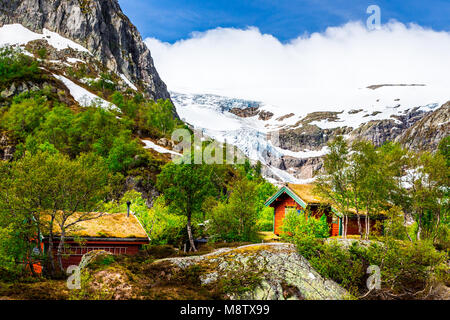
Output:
top-left (41, 212), bottom-right (150, 270)
top-left (265, 184), bottom-right (385, 236)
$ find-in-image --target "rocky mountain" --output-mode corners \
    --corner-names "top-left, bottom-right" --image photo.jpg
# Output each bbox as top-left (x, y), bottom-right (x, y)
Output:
top-left (171, 91), bottom-right (449, 184)
top-left (0, 0), bottom-right (170, 101)
top-left (396, 102), bottom-right (450, 151)
top-left (0, 1), bottom-right (447, 184)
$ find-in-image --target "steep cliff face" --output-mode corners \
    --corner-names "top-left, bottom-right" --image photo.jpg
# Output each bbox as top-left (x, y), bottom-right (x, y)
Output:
top-left (0, 0), bottom-right (170, 101)
top-left (396, 102), bottom-right (450, 151)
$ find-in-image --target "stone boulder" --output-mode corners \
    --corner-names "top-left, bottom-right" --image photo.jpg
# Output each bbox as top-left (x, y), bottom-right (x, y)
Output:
top-left (157, 243), bottom-right (349, 300)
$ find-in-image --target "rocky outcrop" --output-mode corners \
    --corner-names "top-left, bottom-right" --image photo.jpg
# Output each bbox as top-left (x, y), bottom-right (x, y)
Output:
top-left (350, 107), bottom-right (434, 147)
top-left (278, 125), bottom-right (345, 152)
top-left (229, 107), bottom-right (260, 118)
top-left (125, 176), bottom-right (160, 208)
top-left (157, 243), bottom-right (349, 300)
top-left (0, 0), bottom-right (170, 101)
top-left (266, 106), bottom-right (444, 181)
top-left (0, 133), bottom-right (15, 161)
top-left (229, 107), bottom-right (274, 120)
top-left (396, 102), bottom-right (450, 151)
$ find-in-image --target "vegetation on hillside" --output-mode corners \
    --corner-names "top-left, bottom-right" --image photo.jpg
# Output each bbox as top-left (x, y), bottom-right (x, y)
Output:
top-left (279, 136), bottom-right (449, 299)
top-left (0, 46), bottom-right (448, 300)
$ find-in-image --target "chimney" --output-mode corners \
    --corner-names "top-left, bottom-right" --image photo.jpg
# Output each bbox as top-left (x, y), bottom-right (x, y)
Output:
top-left (126, 201), bottom-right (131, 217)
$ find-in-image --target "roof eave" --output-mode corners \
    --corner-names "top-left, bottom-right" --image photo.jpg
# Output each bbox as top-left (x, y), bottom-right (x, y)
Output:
top-left (265, 186), bottom-right (308, 208)
top-left (43, 236), bottom-right (150, 242)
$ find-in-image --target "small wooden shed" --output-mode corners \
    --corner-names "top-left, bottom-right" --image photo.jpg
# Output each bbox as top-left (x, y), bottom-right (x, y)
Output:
top-left (265, 184), bottom-right (384, 236)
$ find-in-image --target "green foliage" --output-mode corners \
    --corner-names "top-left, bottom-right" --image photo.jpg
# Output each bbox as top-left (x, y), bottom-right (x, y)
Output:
top-left (100, 190), bottom-right (189, 246)
top-left (0, 47), bottom-right (39, 85)
top-left (2, 95), bottom-right (50, 140)
top-left (256, 206), bottom-right (274, 232)
top-left (0, 151), bottom-right (111, 274)
top-left (281, 209), bottom-right (329, 241)
top-left (1, 90), bottom-right (146, 174)
top-left (255, 181), bottom-right (277, 212)
top-left (110, 91), bottom-right (180, 138)
top-left (299, 238), bottom-right (366, 295)
top-left (293, 230), bottom-right (449, 297)
top-left (315, 137), bottom-right (449, 243)
top-left (209, 178), bottom-right (259, 242)
top-left (144, 99), bottom-right (176, 136)
top-left (150, 206), bottom-right (187, 246)
top-left (157, 158), bottom-right (219, 249)
top-left (105, 134), bottom-right (141, 173)
top-left (88, 73), bottom-right (116, 93)
top-left (383, 207), bottom-right (410, 240)
top-left (438, 135), bottom-right (450, 167)
top-left (364, 240), bottom-right (448, 293)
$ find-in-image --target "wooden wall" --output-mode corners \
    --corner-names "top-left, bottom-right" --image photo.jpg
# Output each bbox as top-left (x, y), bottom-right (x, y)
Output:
top-left (43, 241), bottom-right (144, 270)
top-left (272, 193), bottom-right (303, 235)
top-left (270, 192), bottom-right (383, 237)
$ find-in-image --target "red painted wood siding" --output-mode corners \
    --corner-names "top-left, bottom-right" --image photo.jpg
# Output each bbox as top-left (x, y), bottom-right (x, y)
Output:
top-left (331, 223), bottom-right (340, 236)
top-left (270, 192), bottom-right (383, 237)
top-left (346, 217), bottom-right (382, 235)
top-left (43, 241), bottom-right (145, 271)
top-left (272, 193), bottom-right (303, 235)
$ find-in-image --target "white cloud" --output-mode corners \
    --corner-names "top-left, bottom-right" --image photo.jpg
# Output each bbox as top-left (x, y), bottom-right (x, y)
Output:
top-left (145, 21), bottom-right (450, 116)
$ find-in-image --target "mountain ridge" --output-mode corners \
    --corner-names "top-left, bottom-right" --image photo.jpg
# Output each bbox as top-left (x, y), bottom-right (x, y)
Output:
top-left (171, 91), bottom-right (449, 183)
top-left (0, 0), bottom-right (170, 102)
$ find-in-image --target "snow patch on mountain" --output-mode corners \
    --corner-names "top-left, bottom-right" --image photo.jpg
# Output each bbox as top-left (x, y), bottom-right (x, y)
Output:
top-left (170, 89), bottom-right (446, 183)
top-left (53, 74), bottom-right (117, 111)
top-left (142, 139), bottom-right (181, 156)
top-left (119, 73), bottom-right (138, 91)
top-left (0, 24), bottom-right (90, 53)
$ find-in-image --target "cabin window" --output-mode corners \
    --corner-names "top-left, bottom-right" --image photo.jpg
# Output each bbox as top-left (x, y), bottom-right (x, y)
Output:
top-left (62, 246), bottom-right (127, 256)
top-left (332, 215), bottom-right (338, 223)
top-left (285, 206), bottom-right (297, 213)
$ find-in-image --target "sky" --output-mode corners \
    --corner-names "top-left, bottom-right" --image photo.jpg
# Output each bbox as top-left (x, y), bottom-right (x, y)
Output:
top-left (118, 1), bottom-right (450, 112)
top-left (119, 0), bottom-right (450, 43)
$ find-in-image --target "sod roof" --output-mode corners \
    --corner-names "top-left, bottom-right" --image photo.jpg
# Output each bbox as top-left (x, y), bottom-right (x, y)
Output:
top-left (42, 212), bottom-right (149, 239)
top-left (287, 184), bottom-right (326, 204)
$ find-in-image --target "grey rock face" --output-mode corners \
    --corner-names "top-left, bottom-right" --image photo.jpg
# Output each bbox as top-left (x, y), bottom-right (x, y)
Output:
top-left (158, 243), bottom-right (349, 300)
top-left (0, 0), bottom-right (170, 101)
top-left (0, 133), bottom-right (15, 161)
top-left (396, 102), bottom-right (450, 151)
top-left (350, 107), bottom-right (434, 147)
top-left (267, 106), bottom-right (447, 180)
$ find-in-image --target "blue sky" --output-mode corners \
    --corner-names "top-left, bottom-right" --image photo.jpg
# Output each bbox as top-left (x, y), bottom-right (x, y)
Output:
top-left (119, 0), bottom-right (450, 42)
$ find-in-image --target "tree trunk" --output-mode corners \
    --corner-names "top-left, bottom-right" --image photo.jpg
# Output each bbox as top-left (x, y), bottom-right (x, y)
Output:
top-left (433, 212), bottom-right (441, 243)
top-left (47, 217), bottom-right (56, 276)
top-left (365, 215), bottom-right (370, 240)
top-left (186, 213), bottom-right (197, 252)
top-left (417, 212), bottom-right (422, 241)
top-left (343, 215), bottom-right (348, 239)
top-left (354, 196), bottom-right (362, 238)
top-left (57, 231), bottom-right (66, 273)
top-left (28, 257), bottom-right (38, 277)
top-left (356, 214), bottom-right (362, 238)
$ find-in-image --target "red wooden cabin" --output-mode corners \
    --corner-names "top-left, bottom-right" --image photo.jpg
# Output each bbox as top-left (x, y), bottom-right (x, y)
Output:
top-left (265, 184), bottom-right (384, 237)
top-left (41, 212), bottom-right (150, 271)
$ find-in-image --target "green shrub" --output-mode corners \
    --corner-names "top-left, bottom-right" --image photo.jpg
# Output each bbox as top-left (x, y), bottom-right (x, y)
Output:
top-left (133, 196), bottom-right (188, 247)
top-left (281, 209), bottom-right (329, 240)
top-left (365, 239), bottom-right (448, 294)
top-left (208, 179), bottom-right (259, 242)
top-left (1, 95), bottom-right (50, 140)
top-left (256, 206), bottom-right (274, 232)
top-left (293, 233), bottom-right (449, 297)
top-left (0, 47), bottom-right (40, 85)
